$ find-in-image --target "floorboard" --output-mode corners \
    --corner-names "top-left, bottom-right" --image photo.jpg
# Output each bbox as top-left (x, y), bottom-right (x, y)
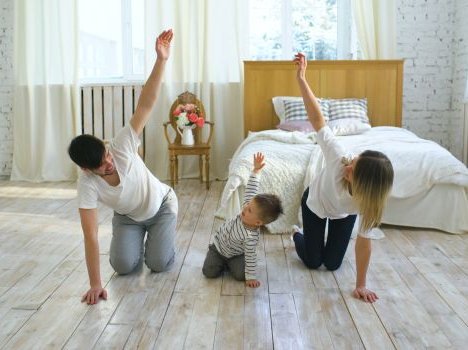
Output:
top-left (0, 180), bottom-right (466, 349)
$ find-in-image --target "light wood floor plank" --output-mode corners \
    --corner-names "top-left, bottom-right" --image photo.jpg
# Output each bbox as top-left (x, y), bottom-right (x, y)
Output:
top-left (282, 234), bottom-right (314, 293)
top-left (213, 295), bottom-right (244, 350)
top-left (152, 291), bottom-right (196, 349)
top-left (333, 260), bottom-right (395, 350)
top-left (0, 309), bottom-right (35, 348)
top-left (409, 257), bottom-right (468, 324)
top-left (415, 289), bottom-right (468, 349)
top-left (175, 181), bottom-right (223, 294)
top-left (270, 293), bottom-right (304, 349)
top-left (3, 297), bottom-right (89, 349)
top-left (243, 292), bottom-right (273, 349)
top-left (184, 292), bottom-right (221, 349)
top-left (0, 180), bottom-right (467, 349)
top-left (265, 234), bottom-right (291, 294)
top-left (293, 292), bottom-right (334, 350)
top-left (317, 288), bottom-right (364, 349)
top-left (124, 279), bottom-right (174, 349)
top-left (63, 275), bottom-right (135, 349)
top-left (94, 324), bottom-right (133, 350)
top-left (373, 287), bottom-right (452, 349)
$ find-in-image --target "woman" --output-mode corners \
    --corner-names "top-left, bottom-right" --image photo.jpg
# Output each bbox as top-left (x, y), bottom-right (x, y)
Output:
top-left (292, 53), bottom-right (394, 303)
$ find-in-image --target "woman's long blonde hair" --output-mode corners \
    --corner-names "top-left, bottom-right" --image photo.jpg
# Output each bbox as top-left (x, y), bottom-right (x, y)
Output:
top-left (351, 150), bottom-right (394, 234)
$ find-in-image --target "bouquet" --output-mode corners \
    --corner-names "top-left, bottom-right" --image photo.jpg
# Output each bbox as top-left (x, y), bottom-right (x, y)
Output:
top-left (173, 103), bottom-right (205, 128)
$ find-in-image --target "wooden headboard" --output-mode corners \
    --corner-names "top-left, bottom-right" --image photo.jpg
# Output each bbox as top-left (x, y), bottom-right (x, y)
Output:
top-left (243, 60), bottom-right (404, 136)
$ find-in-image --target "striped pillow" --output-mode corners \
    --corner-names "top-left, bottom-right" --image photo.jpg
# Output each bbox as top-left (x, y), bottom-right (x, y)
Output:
top-left (327, 98), bottom-right (370, 135)
top-left (283, 99), bottom-right (329, 122)
top-left (328, 98), bottom-right (369, 124)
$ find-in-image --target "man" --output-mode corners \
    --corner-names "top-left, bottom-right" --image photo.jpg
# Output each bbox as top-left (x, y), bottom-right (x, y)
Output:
top-left (68, 29), bottom-right (176, 305)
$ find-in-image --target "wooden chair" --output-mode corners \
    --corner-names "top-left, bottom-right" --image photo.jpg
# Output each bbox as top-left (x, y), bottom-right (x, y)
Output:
top-left (163, 91), bottom-right (214, 189)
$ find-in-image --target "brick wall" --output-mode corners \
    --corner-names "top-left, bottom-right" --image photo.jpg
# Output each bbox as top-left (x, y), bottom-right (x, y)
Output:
top-left (397, 0), bottom-right (454, 149)
top-left (397, 0), bottom-right (467, 160)
top-left (0, 0), bottom-right (13, 177)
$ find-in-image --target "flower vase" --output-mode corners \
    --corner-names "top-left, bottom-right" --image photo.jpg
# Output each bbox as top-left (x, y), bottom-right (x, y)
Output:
top-left (177, 125), bottom-right (195, 146)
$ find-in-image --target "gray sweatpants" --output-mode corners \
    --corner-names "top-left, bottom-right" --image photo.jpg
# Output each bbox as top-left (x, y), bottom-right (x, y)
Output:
top-left (202, 244), bottom-right (245, 281)
top-left (110, 189), bottom-right (178, 275)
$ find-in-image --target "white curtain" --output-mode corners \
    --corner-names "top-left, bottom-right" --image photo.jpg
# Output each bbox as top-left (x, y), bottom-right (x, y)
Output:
top-left (11, 0), bottom-right (79, 181)
top-left (351, 0), bottom-right (396, 59)
top-left (143, 0), bottom-right (248, 181)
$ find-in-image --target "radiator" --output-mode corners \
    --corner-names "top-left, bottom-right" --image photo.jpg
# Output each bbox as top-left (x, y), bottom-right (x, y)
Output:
top-left (80, 83), bottom-right (145, 158)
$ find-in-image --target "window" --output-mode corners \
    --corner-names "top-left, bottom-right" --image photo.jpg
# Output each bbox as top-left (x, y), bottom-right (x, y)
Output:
top-left (79, 0), bottom-right (144, 81)
top-left (249, 0), bottom-right (359, 60)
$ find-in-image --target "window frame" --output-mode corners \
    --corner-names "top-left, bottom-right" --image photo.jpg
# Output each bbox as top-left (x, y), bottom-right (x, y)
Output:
top-left (249, 0), bottom-right (358, 60)
top-left (79, 0), bottom-right (145, 84)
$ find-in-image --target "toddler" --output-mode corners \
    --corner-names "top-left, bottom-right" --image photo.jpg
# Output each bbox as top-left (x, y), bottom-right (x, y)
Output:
top-left (202, 152), bottom-right (283, 288)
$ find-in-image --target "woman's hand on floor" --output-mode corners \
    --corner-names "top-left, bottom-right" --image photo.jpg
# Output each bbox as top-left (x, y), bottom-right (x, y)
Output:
top-left (353, 286), bottom-right (378, 303)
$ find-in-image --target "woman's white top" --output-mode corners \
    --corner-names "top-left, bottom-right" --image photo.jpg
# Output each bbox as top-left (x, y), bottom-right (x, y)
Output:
top-left (77, 125), bottom-right (170, 222)
top-left (306, 125), bottom-right (358, 219)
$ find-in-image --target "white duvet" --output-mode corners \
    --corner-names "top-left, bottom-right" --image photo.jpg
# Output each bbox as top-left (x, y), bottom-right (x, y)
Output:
top-left (216, 130), bottom-right (317, 233)
top-left (337, 127), bottom-right (468, 197)
top-left (216, 127), bottom-right (468, 234)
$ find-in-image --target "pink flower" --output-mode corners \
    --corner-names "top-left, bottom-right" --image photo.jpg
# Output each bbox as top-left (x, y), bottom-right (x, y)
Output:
top-left (173, 107), bottom-right (181, 116)
top-left (188, 113), bottom-right (198, 123)
top-left (196, 117), bottom-right (205, 128)
top-left (184, 103), bottom-right (195, 111)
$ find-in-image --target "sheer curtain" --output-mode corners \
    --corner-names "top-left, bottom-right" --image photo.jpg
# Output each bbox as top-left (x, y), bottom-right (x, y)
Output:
top-left (11, 0), bottom-right (79, 181)
top-left (351, 0), bottom-right (396, 59)
top-left (143, 0), bottom-right (248, 181)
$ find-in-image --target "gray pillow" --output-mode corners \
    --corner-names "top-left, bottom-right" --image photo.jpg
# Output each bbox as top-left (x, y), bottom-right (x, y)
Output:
top-left (283, 99), bottom-right (329, 122)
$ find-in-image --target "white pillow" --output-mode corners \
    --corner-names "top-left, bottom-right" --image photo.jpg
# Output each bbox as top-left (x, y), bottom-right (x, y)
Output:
top-left (272, 96), bottom-right (303, 122)
top-left (328, 98), bottom-right (370, 135)
top-left (329, 118), bottom-right (371, 136)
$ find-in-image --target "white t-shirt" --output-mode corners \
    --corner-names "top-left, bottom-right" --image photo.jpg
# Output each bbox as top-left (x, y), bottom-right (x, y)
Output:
top-left (77, 125), bottom-right (170, 222)
top-left (306, 125), bottom-right (358, 219)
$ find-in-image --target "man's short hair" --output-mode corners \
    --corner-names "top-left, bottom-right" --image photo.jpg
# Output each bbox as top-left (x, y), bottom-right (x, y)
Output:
top-left (68, 134), bottom-right (105, 169)
top-left (254, 194), bottom-right (283, 224)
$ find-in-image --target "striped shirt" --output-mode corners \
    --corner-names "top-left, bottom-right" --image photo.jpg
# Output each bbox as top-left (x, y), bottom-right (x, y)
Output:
top-left (213, 173), bottom-right (260, 280)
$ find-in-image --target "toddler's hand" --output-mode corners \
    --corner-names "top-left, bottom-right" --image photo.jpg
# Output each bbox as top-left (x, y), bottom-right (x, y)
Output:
top-left (246, 279), bottom-right (261, 288)
top-left (253, 152), bottom-right (265, 174)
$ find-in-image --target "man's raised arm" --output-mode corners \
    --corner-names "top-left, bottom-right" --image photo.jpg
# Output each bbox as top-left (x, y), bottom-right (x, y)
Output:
top-left (130, 29), bottom-right (173, 136)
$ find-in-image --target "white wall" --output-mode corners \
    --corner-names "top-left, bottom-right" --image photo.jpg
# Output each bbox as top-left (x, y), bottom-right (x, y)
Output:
top-left (397, 0), bottom-right (453, 147)
top-left (397, 0), bottom-right (467, 160)
top-left (0, 0), bottom-right (13, 178)
top-left (0, 1), bottom-right (466, 178)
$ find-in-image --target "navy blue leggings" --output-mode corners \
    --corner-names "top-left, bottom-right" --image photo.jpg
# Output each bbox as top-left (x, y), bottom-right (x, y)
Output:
top-left (293, 188), bottom-right (357, 271)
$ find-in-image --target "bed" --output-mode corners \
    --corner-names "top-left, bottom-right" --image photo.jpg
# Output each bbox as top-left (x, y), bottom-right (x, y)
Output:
top-left (216, 60), bottom-right (468, 234)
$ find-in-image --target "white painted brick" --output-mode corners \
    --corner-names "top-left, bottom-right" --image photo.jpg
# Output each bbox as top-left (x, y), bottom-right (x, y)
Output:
top-left (397, 0), bottom-right (468, 161)
top-left (0, 0), bottom-right (13, 176)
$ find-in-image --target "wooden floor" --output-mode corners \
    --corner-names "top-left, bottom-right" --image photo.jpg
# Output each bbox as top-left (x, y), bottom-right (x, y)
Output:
top-left (0, 179), bottom-right (467, 349)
